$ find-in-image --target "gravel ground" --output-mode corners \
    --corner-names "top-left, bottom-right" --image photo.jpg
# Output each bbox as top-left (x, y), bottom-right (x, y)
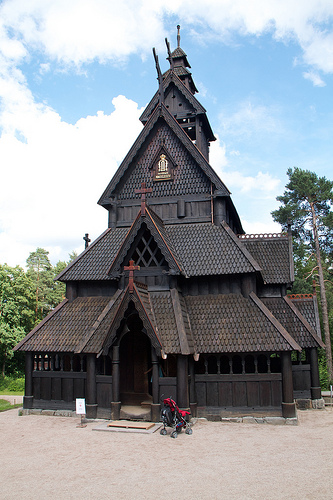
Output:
top-left (1, 407), bottom-right (332, 500)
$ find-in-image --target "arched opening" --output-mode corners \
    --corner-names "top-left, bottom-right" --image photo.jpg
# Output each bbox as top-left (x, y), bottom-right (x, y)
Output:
top-left (244, 355), bottom-right (255, 373)
top-left (119, 310), bottom-right (152, 405)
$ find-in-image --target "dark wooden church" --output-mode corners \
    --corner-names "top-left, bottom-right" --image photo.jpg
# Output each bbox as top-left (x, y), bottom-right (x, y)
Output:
top-left (16, 28), bottom-right (324, 421)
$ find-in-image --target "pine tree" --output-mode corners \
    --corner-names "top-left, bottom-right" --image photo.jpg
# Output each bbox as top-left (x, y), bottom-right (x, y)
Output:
top-left (272, 167), bottom-right (333, 383)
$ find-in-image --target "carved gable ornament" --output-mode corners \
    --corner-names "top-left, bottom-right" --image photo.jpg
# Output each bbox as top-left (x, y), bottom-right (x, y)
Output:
top-left (150, 148), bottom-right (176, 182)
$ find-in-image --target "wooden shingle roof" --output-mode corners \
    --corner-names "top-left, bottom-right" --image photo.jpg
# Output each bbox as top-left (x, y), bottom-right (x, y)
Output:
top-left (262, 296), bottom-right (324, 349)
top-left (99, 103), bottom-right (228, 208)
top-left (185, 292), bottom-right (301, 353)
top-left (14, 296), bottom-right (118, 353)
top-left (290, 295), bottom-right (321, 337)
top-left (56, 228), bottom-right (129, 282)
top-left (166, 221), bottom-right (260, 277)
top-left (16, 289), bottom-right (301, 356)
top-left (241, 235), bottom-right (292, 284)
top-left (57, 210), bottom-right (261, 282)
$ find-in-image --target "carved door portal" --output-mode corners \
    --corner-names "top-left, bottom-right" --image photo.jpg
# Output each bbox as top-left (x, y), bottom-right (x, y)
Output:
top-left (119, 324), bottom-right (152, 405)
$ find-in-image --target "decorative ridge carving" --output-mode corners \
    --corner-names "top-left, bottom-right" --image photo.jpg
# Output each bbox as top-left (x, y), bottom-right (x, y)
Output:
top-left (289, 294), bottom-right (314, 300)
top-left (238, 233), bottom-right (288, 240)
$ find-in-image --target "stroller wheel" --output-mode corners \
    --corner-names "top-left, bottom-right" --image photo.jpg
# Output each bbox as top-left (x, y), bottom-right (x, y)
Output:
top-left (176, 426), bottom-right (182, 433)
top-left (185, 427), bottom-right (193, 435)
top-left (170, 431), bottom-right (178, 439)
top-left (160, 428), bottom-right (167, 436)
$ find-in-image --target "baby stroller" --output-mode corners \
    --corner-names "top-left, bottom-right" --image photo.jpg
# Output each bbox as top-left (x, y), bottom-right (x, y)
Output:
top-left (160, 397), bottom-right (192, 438)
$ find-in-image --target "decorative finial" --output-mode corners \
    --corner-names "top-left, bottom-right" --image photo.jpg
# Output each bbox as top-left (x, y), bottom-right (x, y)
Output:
top-left (177, 25), bottom-right (180, 47)
top-left (152, 47), bottom-right (164, 105)
top-left (165, 38), bottom-right (174, 71)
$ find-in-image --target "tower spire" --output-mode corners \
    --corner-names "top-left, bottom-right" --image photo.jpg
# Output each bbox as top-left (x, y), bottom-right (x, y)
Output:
top-left (177, 25), bottom-right (180, 48)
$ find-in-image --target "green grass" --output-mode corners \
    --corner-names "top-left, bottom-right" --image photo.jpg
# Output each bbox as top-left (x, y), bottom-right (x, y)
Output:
top-left (0, 399), bottom-right (22, 412)
top-left (0, 390), bottom-right (24, 396)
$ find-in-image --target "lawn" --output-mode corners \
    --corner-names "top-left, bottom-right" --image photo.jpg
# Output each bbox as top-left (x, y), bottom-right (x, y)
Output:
top-left (0, 390), bottom-right (24, 396)
top-left (0, 399), bottom-right (22, 412)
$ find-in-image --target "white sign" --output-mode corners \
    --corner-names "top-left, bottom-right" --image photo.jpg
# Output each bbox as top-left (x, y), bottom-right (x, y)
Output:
top-left (76, 398), bottom-right (86, 415)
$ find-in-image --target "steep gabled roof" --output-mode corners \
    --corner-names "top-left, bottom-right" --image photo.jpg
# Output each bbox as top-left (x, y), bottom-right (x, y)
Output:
top-left (240, 234), bottom-right (293, 284)
top-left (166, 221), bottom-right (261, 277)
top-left (185, 292), bottom-right (301, 353)
top-left (98, 103), bottom-right (229, 207)
top-left (108, 207), bottom-right (184, 278)
top-left (56, 217), bottom-right (262, 283)
top-left (140, 72), bottom-right (214, 141)
top-left (101, 282), bottom-right (163, 356)
top-left (140, 71), bottom-right (205, 123)
top-left (14, 296), bottom-right (118, 353)
top-left (56, 227), bottom-right (129, 282)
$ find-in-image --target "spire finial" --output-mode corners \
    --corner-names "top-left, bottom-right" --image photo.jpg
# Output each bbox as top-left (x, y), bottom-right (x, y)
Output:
top-left (165, 38), bottom-right (174, 71)
top-left (152, 48), bottom-right (163, 105)
top-left (177, 25), bottom-right (180, 47)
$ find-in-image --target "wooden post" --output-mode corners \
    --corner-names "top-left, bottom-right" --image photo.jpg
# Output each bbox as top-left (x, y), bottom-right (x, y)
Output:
top-left (86, 354), bottom-right (97, 418)
top-left (281, 351), bottom-right (296, 418)
top-left (111, 345), bottom-right (121, 420)
top-left (23, 352), bottom-right (34, 409)
top-left (189, 356), bottom-right (197, 417)
top-left (309, 347), bottom-right (321, 400)
top-left (151, 348), bottom-right (160, 422)
top-left (177, 355), bottom-right (189, 409)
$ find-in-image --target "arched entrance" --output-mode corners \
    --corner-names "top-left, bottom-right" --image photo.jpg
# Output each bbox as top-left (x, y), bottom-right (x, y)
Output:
top-left (119, 312), bottom-right (152, 405)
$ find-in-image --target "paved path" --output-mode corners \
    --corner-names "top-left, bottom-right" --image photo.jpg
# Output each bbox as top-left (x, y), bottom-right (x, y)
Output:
top-left (0, 395), bottom-right (23, 404)
top-left (1, 407), bottom-right (332, 499)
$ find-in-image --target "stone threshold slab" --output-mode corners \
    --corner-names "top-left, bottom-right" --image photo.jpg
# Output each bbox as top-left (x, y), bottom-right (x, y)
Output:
top-left (93, 421), bottom-right (162, 434)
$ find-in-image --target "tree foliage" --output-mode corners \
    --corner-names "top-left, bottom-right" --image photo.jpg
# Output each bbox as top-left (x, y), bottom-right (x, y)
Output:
top-left (0, 250), bottom-right (73, 377)
top-left (272, 167), bottom-right (333, 383)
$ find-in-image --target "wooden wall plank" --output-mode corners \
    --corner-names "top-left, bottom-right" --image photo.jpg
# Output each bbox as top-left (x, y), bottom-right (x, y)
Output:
top-left (218, 382), bottom-right (232, 406)
top-left (206, 382), bottom-right (218, 406)
top-left (233, 381), bottom-right (247, 406)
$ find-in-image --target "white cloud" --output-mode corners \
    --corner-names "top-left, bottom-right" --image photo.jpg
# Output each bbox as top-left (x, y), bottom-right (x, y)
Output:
top-left (241, 218), bottom-right (282, 235)
top-left (0, 0), bottom-right (332, 71)
top-left (303, 70), bottom-right (326, 87)
top-left (218, 100), bottom-right (281, 138)
top-left (210, 136), bottom-right (280, 196)
top-left (0, 94), bottom-right (144, 267)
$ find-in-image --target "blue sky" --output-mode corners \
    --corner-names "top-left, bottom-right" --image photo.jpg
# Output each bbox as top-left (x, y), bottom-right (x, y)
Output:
top-left (0, 0), bottom-right (332, 268)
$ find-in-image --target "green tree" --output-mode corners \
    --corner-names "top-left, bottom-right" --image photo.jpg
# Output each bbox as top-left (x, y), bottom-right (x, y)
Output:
top-left (0, 324), bottom-right (25, 377)
top-left (272, 167), bottom-right (333, 383)
top-left (0, 264), bottom-right (35, 331)
top-left (26, 248), bottom-right (55, 324)
top-left (0, 264), bottom-right (34, 376)
top-left (50, 260), bottom-right (67, 307)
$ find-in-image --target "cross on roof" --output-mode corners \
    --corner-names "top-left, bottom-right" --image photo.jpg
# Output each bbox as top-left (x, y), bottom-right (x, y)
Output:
top-left (83, 233), bottom-right (91, 249)
top-left (124, 260), bottom-right (140, 293)
top-left (135, 182), bottom-right (152, 216)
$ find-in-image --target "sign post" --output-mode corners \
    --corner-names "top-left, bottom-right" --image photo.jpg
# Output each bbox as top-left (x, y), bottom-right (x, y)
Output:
top-left (76, 398), bottom-right (87, 427)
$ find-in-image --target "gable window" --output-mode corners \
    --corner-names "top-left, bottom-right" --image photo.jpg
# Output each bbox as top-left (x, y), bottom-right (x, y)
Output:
top-left (130, 228), bottom-right (167, 268)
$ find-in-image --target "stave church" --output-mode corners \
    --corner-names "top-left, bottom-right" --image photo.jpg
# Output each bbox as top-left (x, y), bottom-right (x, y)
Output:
top-left (15, 27), bottom-right (324, 421)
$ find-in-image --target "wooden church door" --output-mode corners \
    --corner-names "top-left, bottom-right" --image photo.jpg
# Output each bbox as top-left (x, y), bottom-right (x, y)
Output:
top-left (119, 329), bottom-right (152, 405)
